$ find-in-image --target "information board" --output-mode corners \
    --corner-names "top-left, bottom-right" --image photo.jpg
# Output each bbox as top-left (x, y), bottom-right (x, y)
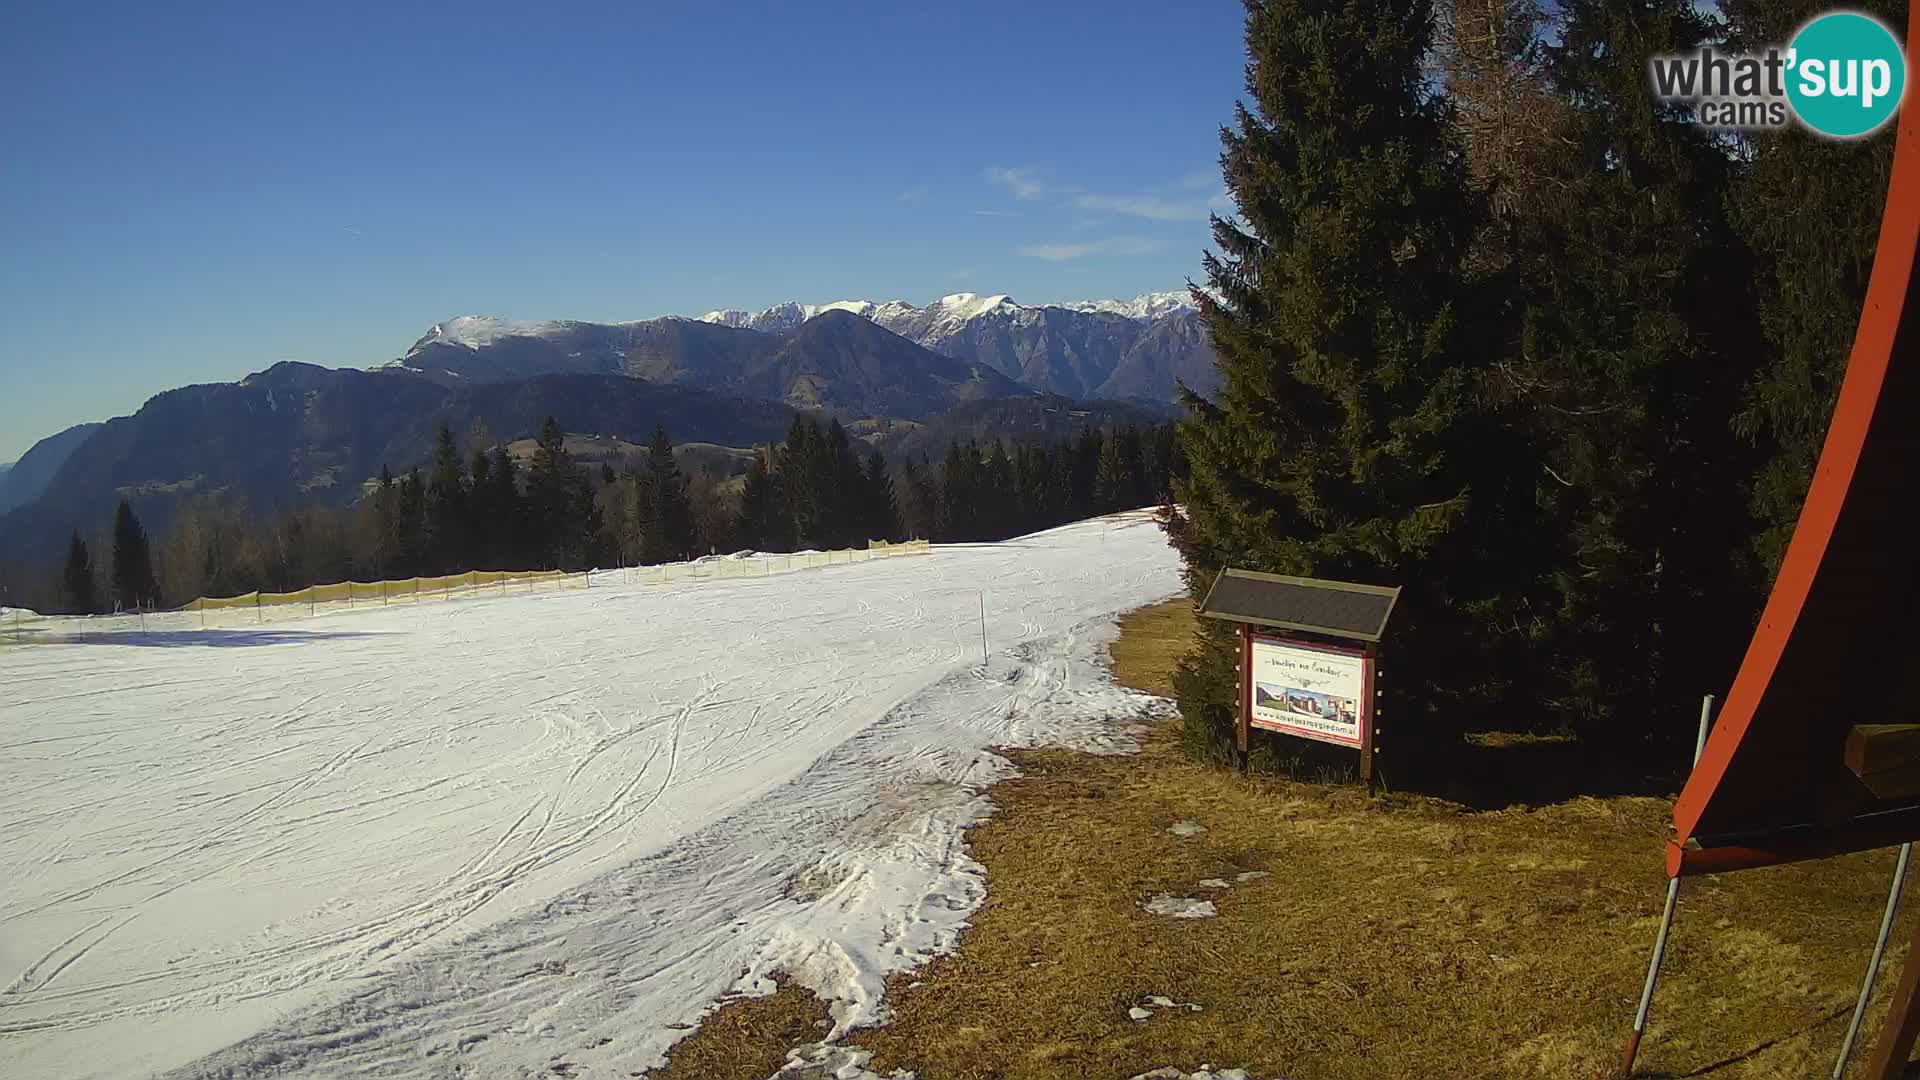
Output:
top-left (1247, 633), bottom-right (1371, 749)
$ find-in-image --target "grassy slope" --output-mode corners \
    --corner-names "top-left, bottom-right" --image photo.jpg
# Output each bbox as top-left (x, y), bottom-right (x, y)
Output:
top-left (653, 602), bottom-right (1920, 1079)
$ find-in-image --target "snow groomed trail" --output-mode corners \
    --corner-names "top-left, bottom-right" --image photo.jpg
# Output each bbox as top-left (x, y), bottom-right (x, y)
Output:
top-left (0, 512), bottom-right (1182, 1078)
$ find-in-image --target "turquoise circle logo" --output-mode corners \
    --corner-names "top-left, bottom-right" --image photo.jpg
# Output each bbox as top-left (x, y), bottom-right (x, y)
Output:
top-left (1786, 12), bottom-right (1908, 138)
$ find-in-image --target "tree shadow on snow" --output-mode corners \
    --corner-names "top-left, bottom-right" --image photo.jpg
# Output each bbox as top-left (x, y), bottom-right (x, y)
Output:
top-left (24, 628), bottom-right (388, 648)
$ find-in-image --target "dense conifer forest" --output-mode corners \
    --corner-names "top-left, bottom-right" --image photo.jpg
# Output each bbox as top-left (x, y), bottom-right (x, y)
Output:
top-left (45, 417), bottom-right (1183, 615)
top-left (1163, 0), bottom-right (1905, 773)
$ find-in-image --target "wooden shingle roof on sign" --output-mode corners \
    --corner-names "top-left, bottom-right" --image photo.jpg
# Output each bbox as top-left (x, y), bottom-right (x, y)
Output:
top-left (1196, 568), bottom-right (1401, 643)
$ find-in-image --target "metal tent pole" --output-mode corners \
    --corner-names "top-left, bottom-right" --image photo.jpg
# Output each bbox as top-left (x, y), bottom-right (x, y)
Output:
top-left (1837, 842), bottom-right (1915, 1078)
top-left (1618, 694), bottom-right (1715, 1078)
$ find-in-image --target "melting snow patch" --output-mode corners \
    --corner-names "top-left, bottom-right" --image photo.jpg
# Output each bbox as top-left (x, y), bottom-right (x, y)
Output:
top-left (769, 1042), bottom-right (913, 1078)
top-left (1128, 1060), bottom-right (1267, 1068)
top-left (1198, 878), bottom-right (1232, 889)
top-left (1142, 894), bottom-right (1217, 919)
top-left (1129, 995), bottom-right (1204, 1021)
top-left (1169, 820), bottom-right (1207, 837)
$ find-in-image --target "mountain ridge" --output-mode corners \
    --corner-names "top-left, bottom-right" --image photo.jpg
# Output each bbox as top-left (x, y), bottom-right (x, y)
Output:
top-left (392, 288), bottom-right (1217, 403)
top-left (0, 423), bottom-right (106, 515)
top-left (0, 366), bottom-right (797, 568)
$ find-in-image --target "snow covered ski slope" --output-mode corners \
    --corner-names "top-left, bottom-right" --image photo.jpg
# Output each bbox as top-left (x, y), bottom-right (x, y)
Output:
top-left (0, 511), bottom-right (1182, 1078)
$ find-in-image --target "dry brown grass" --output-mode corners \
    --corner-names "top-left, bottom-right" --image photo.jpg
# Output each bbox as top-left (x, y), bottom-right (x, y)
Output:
top-left (653, 600), bottom-right (1920, 1080)
top-left (647, 980), bottom-right (831, 1080)
top-left (1106, 598), bottom-right (1197, 700)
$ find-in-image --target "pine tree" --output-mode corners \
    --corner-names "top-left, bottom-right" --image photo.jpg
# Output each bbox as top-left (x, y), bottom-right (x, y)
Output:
top-left (1094, 432), bottom-right (1131, 515)
top-left (1068, 429), bottom-right (1101, 520)
top-left (1487, 0), bottom-right (1766, 753)
top-left (486, 446), bottom-right (523, 567)
top-left (862, 450), bottom-right (898, 543)
top-left (736, 447), bottom-right (791, 552)
top-left (1013, 445), bottom-right (1047, 532)
top-left (468, 447), bottom-right (495, 567)
top-left (637, 425), bottom-right (693, 563)
top-left (424, 422), bottom-right (468, 573)
top-left (396, 467), bottom-right (427, 576)
top-left (939, 442), bottom-right (982, 542)
top-left (1166, 0), bottom-right (1488, 765)
top-left (370, 465), bottom-right (401, 576)
top-left (825, 420), bottom-right (865, 549)
top-left (783, 419), bottom-right (827, 548)
top-left (1725, 0), bottom-right (1908, 578)
top-left (896, 455), bottom-right (937, 540)
top-left (1144, 424), bottom-right (1183, 503)
top-left (528, 416), bottom-right (595, 569)
top-left (110, 499), bottom-right (157, 611)
top-left (982, 442), bottom-right (1015, 538)
top-left (1116, 425), bottom-right (1150, 509)
top-left (63, 531), bottom-right (96, 614)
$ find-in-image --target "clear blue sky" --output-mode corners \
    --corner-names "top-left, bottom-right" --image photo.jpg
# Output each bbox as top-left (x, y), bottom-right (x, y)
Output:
top-left (0, 0), bottom-right (1248, 462)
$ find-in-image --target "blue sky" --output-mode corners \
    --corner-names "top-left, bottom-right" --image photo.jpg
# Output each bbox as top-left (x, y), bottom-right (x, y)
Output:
top-left (0, 0), bottom-right (1248, 462)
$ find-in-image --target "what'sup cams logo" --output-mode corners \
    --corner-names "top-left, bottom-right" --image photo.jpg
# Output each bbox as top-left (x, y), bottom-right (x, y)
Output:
top-left (1650, 10), bottom-right (1908, 137)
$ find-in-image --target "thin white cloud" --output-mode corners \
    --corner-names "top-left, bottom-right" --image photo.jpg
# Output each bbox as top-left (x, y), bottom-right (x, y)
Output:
top-left (1075, 182), bottom-right (1236, 220)
top-left (1017, 236), bottom-right (1158, 261)
top-left (986, 166), bottom-right (1045, 200)
top-left (969, 209), bottom-right (1013, 217)
top-left (1072, 190), bottom-right (1229, 222)
top-left (899, 185), bottom-right (931, 203)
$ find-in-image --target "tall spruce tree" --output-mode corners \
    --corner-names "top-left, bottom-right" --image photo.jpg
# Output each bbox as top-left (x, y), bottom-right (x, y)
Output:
top-left (938, 441), bottom-right (982, 542)
top-left (638, 425), bottom-right (693, 563)
top-left (1487, 0), bottom-right (1765, 754)
top-left (486, 446), bottom-right (522, 567)
top-left (736, 447), bottom-right (791, 552)
top-left (528, 416), bottom-right (597, 569)
top-left (467, 447), bottom-right (496, 567)
top-left (1166, 0), bottom-right (1487, 765)
top-left (782, 419), bottom-right (828, 548)
top-left (424, 422), bottom-right (468, 573)
top-left (982, 442), bottom-right (1015, 538)
top-left (396, 467), bottom-right (427, 576)
top-left (111, 499), bottom-right (158, 611)
top-left (897, 455), bottom-right (937, 541)
top-left (1094, 431), bottom-right (1131, 515)
top-left (862, 450), bottom-right (898, 543)
top-left (63, 531), bottom-right (97, 615)
top-left (1725, 0), bottom-right (1908, 579)
top-left (824, 420), bottom-right (865, 549)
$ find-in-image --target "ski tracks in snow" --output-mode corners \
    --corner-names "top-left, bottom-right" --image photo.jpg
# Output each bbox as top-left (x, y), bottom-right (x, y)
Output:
top-left (0, 512), bottom-right (1182, 1079)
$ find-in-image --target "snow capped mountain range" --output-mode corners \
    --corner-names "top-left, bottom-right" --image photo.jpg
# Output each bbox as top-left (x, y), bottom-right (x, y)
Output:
top-left (404, 291), bottom-right (1197, 359)
top-left (1054, 291), bottom-right (1199, 320)
top-left (389, 287), bottom-right (1216, 407)
top-left (696, 290), bottom-right (1195, 336)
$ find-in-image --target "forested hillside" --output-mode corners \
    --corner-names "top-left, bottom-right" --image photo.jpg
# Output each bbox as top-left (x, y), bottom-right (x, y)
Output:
top-left (39, 415), bottom-right (1182, 614)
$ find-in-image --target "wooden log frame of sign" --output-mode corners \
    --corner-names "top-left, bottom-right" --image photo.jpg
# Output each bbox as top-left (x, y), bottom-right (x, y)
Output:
top-left (1236, 625), bottom-right (1381, 783)
top-left (1198, 569), bottom-right (1400, 788)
